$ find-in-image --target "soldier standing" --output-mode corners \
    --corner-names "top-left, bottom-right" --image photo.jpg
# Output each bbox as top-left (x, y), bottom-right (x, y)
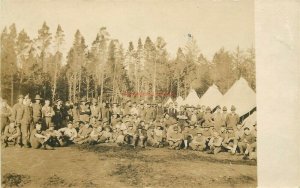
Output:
top-left (79, 97), bottom-right (91, 123)
top-left (90, 98), bottom-right (101, 121)
top-left (11, 95), bottom-right (25, 127)
top-left (156, 102), bottom-right (165, 120)
top-left (221, 106), bottom-right (228, 127)
top-left (213, 106), bottom-right (223, 131)
top-left (42, 100), bottom-right (55, 129)
top-left (203, 107), bottom-right (213, 127)
top-left (1, 99), bottom-right (12, 134)
top-left (53, 99), bottom-right (64, 129)
top-left (20, 97), bottom-right (33, 147)
top-left (226, 105), bottom-right (240, 131)
top-left (32, 95), bottom-right (43, 125)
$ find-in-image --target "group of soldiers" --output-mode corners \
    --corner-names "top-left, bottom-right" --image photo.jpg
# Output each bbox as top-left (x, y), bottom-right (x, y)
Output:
top-left (1, 94), bottom-right (257, 160)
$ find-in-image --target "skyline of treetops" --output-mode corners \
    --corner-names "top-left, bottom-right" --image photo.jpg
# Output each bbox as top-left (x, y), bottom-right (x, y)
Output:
top-left (1, 22), bottom-right (255, 105)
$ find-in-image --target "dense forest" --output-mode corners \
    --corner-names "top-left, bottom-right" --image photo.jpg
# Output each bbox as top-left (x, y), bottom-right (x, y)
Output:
top-left (1, 22), bottom-right (255, 105)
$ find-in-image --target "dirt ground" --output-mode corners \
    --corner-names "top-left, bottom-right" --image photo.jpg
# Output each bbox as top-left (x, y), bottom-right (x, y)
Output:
top-left (1, 144), bottom-right (257, 188)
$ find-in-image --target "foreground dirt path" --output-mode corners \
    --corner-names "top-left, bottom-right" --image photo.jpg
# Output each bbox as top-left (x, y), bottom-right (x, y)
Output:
top-left (2, 144), bottom-right (257, 187)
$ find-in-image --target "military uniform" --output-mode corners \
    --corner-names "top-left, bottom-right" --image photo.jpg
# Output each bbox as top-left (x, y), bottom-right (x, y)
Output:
top-left (90, 103), bottom-right (101, 120)
top-left (238, 128), bottom-right (256, 155)
top-left (164, 116), bottom-right (176, 129)
top-left (203, 111), bottom-right (213, 127)
top-left (30, 128), bottom-right (53, 149)
top-left (213, 111), bottom-right (223, 131)
top-left (155, 105), bottom-right (165, 120)
top-left (182, 125), bottom-right (197, 149)
top-left (12, 102), bottom-right (25, 126)
top-left (167, 127), bottom-right (183, 149)
top-left (79, 98), bottom-right (91, 123)
top-left (221, 107), bottom-right (228, 127)
top-left (73, 124), bottom-right (93, 144)
top-left (1, 103), bottom-right (11, 134)
top-left (124, 125), bottom-right (136, 145)
top-left (189, 131), bottom-right (206, 151)
top-left (42, 104), bottom-right (54, 129)
top-left (226, 106), bottom-right (239, 130)
top-left (57, 125), bottom-right (78, 146)
top-left (20, 104), bottom-right (33, 147)
top-left (53, 102), bottom-right (64, 129)
top-left (32, 95), bottom-right (43, 124)
top-left (2, 124), bottom-right (21, 147)
top-left (207, 132), bottom-right (224, 154)
top-left (132, 125), bottom-right (147, 147)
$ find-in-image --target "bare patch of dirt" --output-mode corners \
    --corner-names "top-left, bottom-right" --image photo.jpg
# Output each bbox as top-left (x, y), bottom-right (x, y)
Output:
top-left (2, 173), bottom-right (31, 187)
top-left (2, 144), bottom-right (257, 188)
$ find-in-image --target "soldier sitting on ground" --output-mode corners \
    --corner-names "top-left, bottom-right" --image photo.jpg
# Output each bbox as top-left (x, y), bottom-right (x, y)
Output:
top-left (124, 124), bottom-right (135, 147)
top-left (30, 122), bottom-right (54, 150)
top-left (152, 124), bottom-right (166, 148)
top-left (74, 121), bottom-right (93, 144)
top-left (132, 124), bottom-right (147, 148)
top-left (220, 126), bottom-right (235, 153)
top-left (167, 126), bottom-right (183, 150)
top-left (57, 121), bottom-right (77, 146)
top-left (146, 124), bottom-right (155, 146)
top-left (207, 131), bottom-right (224, 154)
top-left (102, 125), bottom-right (113, 143)
top-left (2, 122), bottom-right (21, 148)
top-left (238, 127), bottom-right (257, 160)
top-left (189, 130), bottom-right (206, 151)
top-left (89, 125), bottom-right (108, 144)
top-left (44, 123), bottom-right (61, 147)
top-left (182, 124), bottom-right (197, 149)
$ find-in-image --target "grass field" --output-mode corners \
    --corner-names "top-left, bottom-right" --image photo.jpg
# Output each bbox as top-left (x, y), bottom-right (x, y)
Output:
top-left (1, 144), bottom-right (257, 187)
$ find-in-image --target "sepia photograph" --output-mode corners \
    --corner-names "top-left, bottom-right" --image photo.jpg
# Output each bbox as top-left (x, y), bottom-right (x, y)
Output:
top-left (1, 0), bottom-right (258, 187)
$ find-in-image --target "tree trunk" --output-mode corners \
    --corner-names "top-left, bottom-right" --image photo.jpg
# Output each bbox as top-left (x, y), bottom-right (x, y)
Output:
top-left (177, 76), bottom-right (180, 97)
top-left (78, 69), bottom-right (82, 98)
top-left (73, 74), bottom-right (77, 102)
top-left (52, 56), bottom-right (58, 101)
top-left (152, 60), bottom-right (157, 101)
top-left (86, 76), bottom-right (90, 99)
top-left (100, 72), bottom-right (104, 104)
top-left (11, 74), bottom-right (14, 105)
top-left (68, 77), bottom-right (72, 102)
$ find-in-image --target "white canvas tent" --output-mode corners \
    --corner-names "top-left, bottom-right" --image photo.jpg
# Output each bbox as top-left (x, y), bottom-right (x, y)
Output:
top-left (183, 89), bottom-right (200, 106)
top-left (242, 111), bottom-right (257, 128)
top-left (175, 96), bottom-right (184, 107)
top-left (164, 97), bottom-right (174, 106)
top-left (199, 84), bottom-right (223, 109)
top-left (219, 77), bottom-right (256, 116)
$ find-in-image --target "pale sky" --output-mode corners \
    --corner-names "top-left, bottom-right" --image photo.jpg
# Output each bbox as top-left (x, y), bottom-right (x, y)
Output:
top-left (0, 0), bottom-right (254, 60)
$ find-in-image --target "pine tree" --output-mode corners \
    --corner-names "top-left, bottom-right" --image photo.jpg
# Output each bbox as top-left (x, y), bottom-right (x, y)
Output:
top-left (35, 22), bottom-right (52, 73)
top-left (51, 25), bottom-right (65, 100)
top-left (1, 24), bottom-right (18, 105)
